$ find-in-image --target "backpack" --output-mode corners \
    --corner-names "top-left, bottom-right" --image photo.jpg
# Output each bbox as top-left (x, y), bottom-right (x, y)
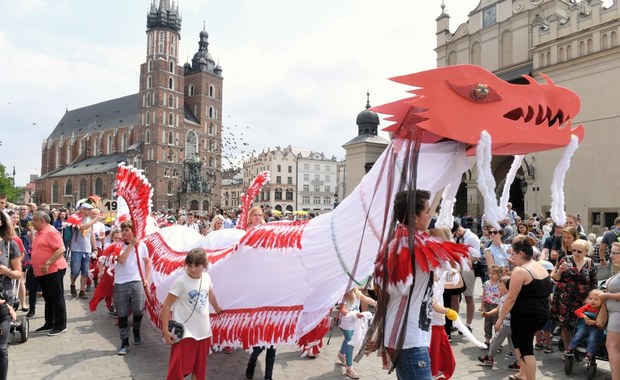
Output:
top-left (62, 226), bottom-right (74, 243)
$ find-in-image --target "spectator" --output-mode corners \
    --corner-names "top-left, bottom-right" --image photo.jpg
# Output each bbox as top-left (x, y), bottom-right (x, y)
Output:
top-left (598, 242), bottom-right (620, 380)
top-left (452, 221), bottom-right (481, 333)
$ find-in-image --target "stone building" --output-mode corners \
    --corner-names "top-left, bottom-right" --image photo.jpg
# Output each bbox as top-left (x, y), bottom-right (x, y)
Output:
top-left (436, 0), bottom-right (620, 232)
top-left (296, 151), bottom-right (338, 215)
top-left (35, 0), bottom-right (223, 213)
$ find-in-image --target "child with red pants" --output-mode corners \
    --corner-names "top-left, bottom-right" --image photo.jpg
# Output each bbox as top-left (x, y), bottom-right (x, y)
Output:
top-left (161, 248), bottom-right (222, 380)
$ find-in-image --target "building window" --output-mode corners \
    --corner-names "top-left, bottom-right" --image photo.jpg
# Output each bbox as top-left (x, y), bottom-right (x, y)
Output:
top-left (325, 185), bottom-right (330, 193)
top-left (189, 84), bottom-right (195, 96)
top-left (208, 106), bottom-right (214, 118)
top-left (286, 190), bottom-right (293, 200)
top-left (169, 60), bottom-right (174, 72)
top-left (79, 178), bottom-right (87, 199)
top-left (52, 180), bottom-right (59, 204)
top-left (277, 165), bottom-right (281, 172)
top-left (288, 165), bottom-right (292, 173)
top-left (148, 59), bottom-right (153, 72)
top-left (287, 177), bottom-right (292, 184)
top-left (107, 135), bottom-right (112, 154)
top-left (65, 179), bottom-right (72, 197)
top-left (482, 6), bottom-right (496, 28)
top-left (209, 85), bottom-right (215, 98)
top-left (276, 176), bottom-right (281, 184)
top-left (145, 130), bottom-right (151, 144)
top-left (169, 95), bottom-right (174, 108)
top-left (314, 174), bottom-right (320, 181)
top-left (95, 177), bottom-right (103, 195)
top-left (314, 185), bottom-right (320, 192)
top-left (159, 32), bottom-right (164, 54)
top-left (275, 189), bottom-right (282, 200)
top-left (304, 163), bottom-right (309, 170)
top-left (168, 131), bottom-right (174, 145)
top-left (302, 196), bottom-right (310, 204)
top-left (168, 181), bottom-right (174, 194)
top-left (314, 164), bottom-right (320, 171)
top-left (303, 185), bottom-right (309, 192)
top-left (147, 75), bottom-right (152, 89)
top-left (168, 113), bottom-right (174, 126)
top-left (313, 196), bottom-right (321, 204)
top-left (304, 174), bottom-right (309, 181)
top-left (325, 175), bottom-right (331, 183)
top-left (324, 197), bottom-right (331, 205)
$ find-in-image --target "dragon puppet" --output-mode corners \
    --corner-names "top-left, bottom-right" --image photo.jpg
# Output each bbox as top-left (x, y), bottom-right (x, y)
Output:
top-left (104, 64), bottom-right (583, 360)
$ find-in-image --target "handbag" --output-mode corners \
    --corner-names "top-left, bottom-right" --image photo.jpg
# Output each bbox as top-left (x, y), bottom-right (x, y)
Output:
top-left (167, 274), bottom-right (202, 340)
top-left (595, 302), bottom-right (608, 330)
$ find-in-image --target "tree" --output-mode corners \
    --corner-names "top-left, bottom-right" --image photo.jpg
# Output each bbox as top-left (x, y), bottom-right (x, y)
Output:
top-left (0, 163), bottom-right (21, 203)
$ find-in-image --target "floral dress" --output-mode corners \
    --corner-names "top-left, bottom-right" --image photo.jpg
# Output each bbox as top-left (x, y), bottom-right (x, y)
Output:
top-left (551, 255), bottom-right (597, 329)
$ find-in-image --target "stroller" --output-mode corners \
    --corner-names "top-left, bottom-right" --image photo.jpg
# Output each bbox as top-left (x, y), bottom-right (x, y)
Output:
top-left (6, 278), bottom-right (29, 344)
top-left (563, 280), bottom-right (610, 379)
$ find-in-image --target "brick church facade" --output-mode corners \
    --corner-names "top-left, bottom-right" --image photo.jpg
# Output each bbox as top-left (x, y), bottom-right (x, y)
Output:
top-left (35, 0), bottom-right (223, 213)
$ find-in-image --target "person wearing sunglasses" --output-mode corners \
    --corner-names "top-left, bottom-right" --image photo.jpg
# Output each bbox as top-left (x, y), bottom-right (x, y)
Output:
top-left (550, 239), bottom-right (598, 356)
top-left (483, 225), bottom-right (511, 275)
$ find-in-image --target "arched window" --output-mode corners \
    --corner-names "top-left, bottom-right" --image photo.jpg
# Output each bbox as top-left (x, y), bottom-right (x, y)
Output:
top-left (185, 131), bottom-right (198, 159)
top-left (66, 143), bottom-right (72, 163)
top-left (447, 51), bottom-right (457, 66)
top-left (121, 133), bottom-right (127, 151)
top-left (168, 131), bottom-right (174, 145)
top-left (55, 145), bottom-right (60, 169)
top-left (145, 130), bottom-right (151, 144)
top-left (95, 177), bottom-right (103, 196)
top-left (567, 45), bottom-right (572, 60)
top-left (65, 179), bottom-right (73, 197)
top-left (79, 178), bottom-right (87, 199)
top-left (209, 85), bottom-right (215, 98)
top-left (168, 113), bottom-right (174, 126)
top-left (168, 95), bottom-right (173, 108)
top-left (148, 59), bottom-right (153, 72)
top-left (167, 181), bottom-right (174, 194)
top-left (52, 180), bottom-right (59, 204)
top-left (612, 31), bottom-right (617, 47)
top-left (208, 106), bottom-right (214, 118)
top-left (202, 200), bottom-right (209, 211)
top-left (169, 60), bottom-right (174, 72)
top-left (470, 42), bottom-right (481, 65)
top-left (93, 137), bottom-right (99, 156)
top-left (79, 139), bottom-right (85, 154)
top-left (146, 112), bottom-right (151, 125)
top-left (147, 75), bottom-right (152, 89)
top-left (146, 92), bottom-right (151, 106)
top-left (169, 77), bottom-right (174, 90)
top-left (579, 40), bottom-right (585, 56)
top-left (208, 123), bottom-right (214, 134)
top-left (152, 93), bottom-right (156, 105)
top-left (168, 149), bottom-right (174, 162)
top-left (189, 84), bottom-right (195, 96)
top-left (107, 135), bottom-right (112, 154)
top-left (559, 46), bottom-right (565, 62)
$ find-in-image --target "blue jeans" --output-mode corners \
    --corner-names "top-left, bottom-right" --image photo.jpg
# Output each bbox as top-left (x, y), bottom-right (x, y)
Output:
top-left (339, 328), bottom-right (354, 367)
top-left (395, 346), bottom-right (432, 380)
top-left (569, 324), bottom-right (604, 355)
top-left (70, 251), bottom-right (90, 278)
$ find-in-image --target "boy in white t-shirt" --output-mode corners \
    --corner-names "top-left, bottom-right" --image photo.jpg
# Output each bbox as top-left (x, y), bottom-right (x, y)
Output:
top-left (161, 248), bottom-right (222, 380)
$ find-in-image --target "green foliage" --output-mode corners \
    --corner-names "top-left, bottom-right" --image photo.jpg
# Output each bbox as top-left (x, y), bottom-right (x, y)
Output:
top-left (0, 163), bottom-right (21, 202)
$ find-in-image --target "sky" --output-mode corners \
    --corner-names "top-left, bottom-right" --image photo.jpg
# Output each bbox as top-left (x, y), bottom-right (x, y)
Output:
top-left (0, 0), bottom-right (479, 186)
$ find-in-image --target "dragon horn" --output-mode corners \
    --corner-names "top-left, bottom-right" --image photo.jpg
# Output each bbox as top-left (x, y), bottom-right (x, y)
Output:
top-left (521, 74), bottom-right (538, 85)
top-left (538, 72), bottom-right (556, 86)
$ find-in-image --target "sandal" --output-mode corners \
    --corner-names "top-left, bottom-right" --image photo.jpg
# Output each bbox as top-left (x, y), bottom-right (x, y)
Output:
top-left (507, 375), bottom-right (522, 380)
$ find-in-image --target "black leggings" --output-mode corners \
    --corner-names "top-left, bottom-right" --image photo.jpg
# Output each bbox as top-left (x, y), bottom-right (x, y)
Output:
top-left (510, 312), bottom-right (549, 357)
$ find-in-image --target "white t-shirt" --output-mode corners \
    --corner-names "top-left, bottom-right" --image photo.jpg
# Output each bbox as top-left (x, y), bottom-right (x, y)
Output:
top-left (170, 272), bottom-right (213, 340)
top-left (114, 241), bottom-right (148, 284)
top-left (339, 297), bottom-right (360, 331)
top-left (462, 229), bottom-right (481, 260)
top-left (92, 221), bottom-right (106, 249)
top-left (383, 265), bottom-right (433, 349)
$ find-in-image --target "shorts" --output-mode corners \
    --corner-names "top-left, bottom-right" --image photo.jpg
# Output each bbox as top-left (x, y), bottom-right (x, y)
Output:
top-left (461, 269), bottom-right (476, 297)
top-left (70, 251), bottom-right (90, 277)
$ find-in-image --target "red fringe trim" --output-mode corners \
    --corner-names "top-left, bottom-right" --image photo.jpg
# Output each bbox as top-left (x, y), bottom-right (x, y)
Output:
top-left (236, 171), bottom-right (270, 231)
top-left (65, 214), bottom-right (83, 228)
top-left (297, 314), bottom-right (331, 356)
top-left (375, 225), bottom-right (469, 291)
top-left (115, 164), bottom-right (153, 240)
top-left (210, 305), bottom-right (303, 350)
top-left (240, 220), bottom-right (309, 250)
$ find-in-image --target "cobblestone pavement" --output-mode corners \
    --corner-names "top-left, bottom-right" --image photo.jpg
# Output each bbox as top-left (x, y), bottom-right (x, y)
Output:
top-left (8, 276), bottom-right (612, 379)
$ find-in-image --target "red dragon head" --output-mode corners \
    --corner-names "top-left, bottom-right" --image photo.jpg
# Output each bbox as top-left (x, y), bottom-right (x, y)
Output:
top-left (373, 64), bottom-right (584, 155)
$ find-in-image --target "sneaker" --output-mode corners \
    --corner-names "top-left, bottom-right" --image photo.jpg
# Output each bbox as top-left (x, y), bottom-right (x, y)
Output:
top-left (133, 331), bottom-right (141, 345)
top-left (47, 328), bottom-right (67, 336)
top-left (581, 355), bottom-right (592, 366)
top-left (543, 346), bottom-right (554, 353)
top-left (477, 355), bottom-right (494, 367)
top-left (458, 325), bottom-right (472, 336)
top-left (345, 367), bottom-right (360, 379)
top-left (35, 325), bottom-right (53, 334)
top-left (26, 310), bottom-right (35, 318)
top-left (337, 352), bottom-right (346, 366)
top-left (447, 335), bottom-right (452, 342)
top-left (70, 285), bottom-right (77, 297)
top-left (79, 291), bottom-right (88, 299)
top-left (117, 344), bottom-right (128, 355)
top-left (508, 362), bottom-right (520, 371)
top-left (480, 342), bottom-right (490, 350)
top-left (85, 284), bottom-right (91, 292)
top-left (534, 343), bottom-right (544, 350)
top-left (505, 351), bottom-right (514, 358)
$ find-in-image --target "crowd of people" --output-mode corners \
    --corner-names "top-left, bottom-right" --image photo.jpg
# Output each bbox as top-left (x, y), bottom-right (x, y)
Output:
top-left (1, 189), bottom-right (619, 380)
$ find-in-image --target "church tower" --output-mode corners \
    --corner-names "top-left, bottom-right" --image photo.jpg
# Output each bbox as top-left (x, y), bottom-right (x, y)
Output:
top-left (139, 0), bottom-right (185, 210)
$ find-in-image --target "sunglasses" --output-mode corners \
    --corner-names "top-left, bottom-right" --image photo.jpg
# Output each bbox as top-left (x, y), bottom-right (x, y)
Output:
top-left (571, 249), bottom-right (584, 254)
top-left (490, 231), bottom-right (501, 235)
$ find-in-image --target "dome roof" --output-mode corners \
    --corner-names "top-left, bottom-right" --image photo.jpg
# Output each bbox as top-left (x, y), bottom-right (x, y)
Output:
top-left (200, 29), bottom-right (209, 38)
top-left (355, 92), bottom-right (379, 135)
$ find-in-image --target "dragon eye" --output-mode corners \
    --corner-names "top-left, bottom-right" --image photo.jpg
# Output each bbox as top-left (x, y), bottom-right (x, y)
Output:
top-left (446, 80), bottom-right (502, 103)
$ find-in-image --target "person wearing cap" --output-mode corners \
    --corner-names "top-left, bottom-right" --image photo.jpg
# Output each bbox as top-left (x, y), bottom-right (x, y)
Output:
top-left (451, 221), bottom-right (481, 333)
top-left (69, 202), bottom-right (99, 299)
